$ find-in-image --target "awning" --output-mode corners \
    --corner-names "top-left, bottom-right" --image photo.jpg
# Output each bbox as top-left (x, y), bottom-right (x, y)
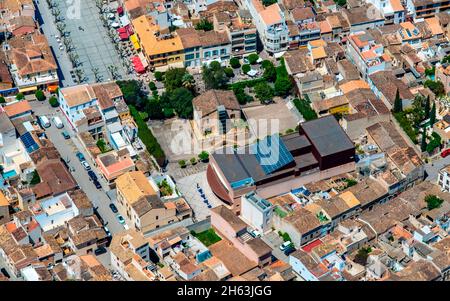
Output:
top-left (117, 6), bottom-right (124, 15)
top-left (131, 56), bottom-right (146, 73)
top-left (130, 34), bottom-right (140, 50)
top-left (47, 85), bottom-right (59, 93)
top-left (18, 86), bottom-right (37, 93)
top-left (118, 25), bottom-right (133, 40)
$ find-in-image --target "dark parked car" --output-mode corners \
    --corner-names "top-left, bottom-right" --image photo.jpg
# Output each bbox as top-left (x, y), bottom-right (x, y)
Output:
top-left (109, 203), bottom-right (118, 214)
top-left (284, 246), bottom-right (296, 256)
top-left (94, 247), bottom-right (107, 256)
top-left (93, 179), bottom-right (102, 189)
top-left (88, 170), bottom-right (97, 181)
top-left (1, 268), bottom-right (10, 279)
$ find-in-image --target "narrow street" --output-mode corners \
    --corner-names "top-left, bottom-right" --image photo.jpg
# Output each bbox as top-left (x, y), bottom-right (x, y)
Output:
top-left (30, 100), bottom-right (124, 237)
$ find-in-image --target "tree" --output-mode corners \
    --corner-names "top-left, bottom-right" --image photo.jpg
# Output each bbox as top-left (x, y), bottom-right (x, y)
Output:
top-left (96, 139), bottom-right (109, 153)
top-left (178, 160), bottom-right (187, 168)
top-left (49, 96), bottom-right (59, 107)
top-left (181, 73), bottom-right (195, 90)
top-left (224, 67), bottom-right (234, 78)
top-left (35, 90), bottom-right (46, 101)
top-left (30, 170), bottom-right (41, 185)
top-left (424, 80), bottom-right (445, 96)
top-left (149, 81), bottom-right (157, 91)
top-left (154, 71), bottom-right (164, 81)
top-left (430, 102), bottom-right (436, 126)
top-left (248, 53), bottom-right (259, 65)
top-left (160, 87), bottom-right (194, 119)
top-left (195, 19), bottom-right (213, 31)
top-left (229, 57), bottom-right (241, 69)
top-left (354, 247), bottom-right (372, 266)
top-left (262, 0), bottom-right (277, 6)
top-left (117, 80), bottom-right (146, 110)
top-left (274, 77), bottom-right (292, 97)
top-left (393, 89), bottom-right (402, 113)
top-left (202, 63), bottom-right (228, 90)
top-left (198, 151), bottom-right (209, 162)
top-left (262, 62), bottom-right (276, 82)
top-left (424, 96), bottom-right (430, 119)
top-left (254, 82), bottom-right (274, 103)
top-left (335, 0), bottom-right (347, 6)
top-left (425, 195), bottom-right (444, 210)
top-left (242, 64), bottom-right (251, 74)
top-left (16, 93), bottom-right (24, 100)
top-left (421, 130), bottom-right (427, 152)
top-left (0, 96), bottom-right (5, 103)
top-left (164, 68), bottom-right (187, 92)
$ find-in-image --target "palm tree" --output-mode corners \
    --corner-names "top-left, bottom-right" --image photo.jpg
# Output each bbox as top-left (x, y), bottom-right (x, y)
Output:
top-left (56, 22), bottom-right (66, 35)
top-left (182, 73), bottom-right (195, 90)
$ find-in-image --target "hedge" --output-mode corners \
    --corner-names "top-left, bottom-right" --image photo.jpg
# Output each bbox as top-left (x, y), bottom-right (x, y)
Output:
top-left (129, 105), bottom-right (166, 166)
top-left (393, 112), bottom-right (418, 144)
top-left (293, 98), bottom-right (317, 121)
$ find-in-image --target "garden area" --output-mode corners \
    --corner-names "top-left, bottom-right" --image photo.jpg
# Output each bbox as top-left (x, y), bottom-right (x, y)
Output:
top-left (392, 93), bottom-right (440, 154)
top-left (293, 98), bottom-right (317, 121)
top-left (191, 228), bottom-right (222, 247)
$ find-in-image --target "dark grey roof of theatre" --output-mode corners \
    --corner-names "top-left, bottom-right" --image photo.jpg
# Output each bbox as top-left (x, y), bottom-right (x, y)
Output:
top-left (282, 133), bottom-right (311, 151)
top-left (294, 152), bottom-right (318, 169)
top-left (300, 115), bottom-right (354, 157)
top-left (212, 147), bottom-right (251, 184)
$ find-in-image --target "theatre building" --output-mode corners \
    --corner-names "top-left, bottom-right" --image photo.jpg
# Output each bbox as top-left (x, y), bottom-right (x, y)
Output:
top-left (207, 116), bottom-right (356, 214)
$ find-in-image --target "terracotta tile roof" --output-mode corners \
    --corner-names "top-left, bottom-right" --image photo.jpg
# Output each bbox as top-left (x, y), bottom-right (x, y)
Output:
top-left (8, 33), bottom-right (57, 77)
top-left (60, 84), bottom-right (96, 108)
top-left (91, 82), bottom-right (122, 111)
top-left (291, 7), bottom-right (314, 22)
top-left (209, 240), bottom-right (258, 276)
top-left (3, 100), bottom-right (32, 118)
top-left (193, 89), bottom-right (240, 116)
top-left (176, 28), bottom-right (202, 49)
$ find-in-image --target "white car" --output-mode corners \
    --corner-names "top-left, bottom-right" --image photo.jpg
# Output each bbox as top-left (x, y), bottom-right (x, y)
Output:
top-left (250, 229), bottom-right (261, 238)
top-left (81, 161), bottom-right (91, 170)
top-left (279, 241), bottom-right (292, 251)
top-left (52, 116), bottom-right (64, 129)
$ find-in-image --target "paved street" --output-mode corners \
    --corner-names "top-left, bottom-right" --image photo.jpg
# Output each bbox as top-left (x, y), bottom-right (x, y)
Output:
top-left (30, 100), bottom-right (124, 238)
top-left (261, 231), bottom-right (289, 264)
top-left (35, 0), bottom-right (127, 86)
top-left (424, 155), bottom-right (450, 182)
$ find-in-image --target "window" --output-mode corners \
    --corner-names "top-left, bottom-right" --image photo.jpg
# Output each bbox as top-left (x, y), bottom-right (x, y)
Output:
top-left (212, 50), bottom-right (218, 56)
top-left (156, 216), bottom-right (159, 220)
top-left (204, 51), bottom-right (211, 58)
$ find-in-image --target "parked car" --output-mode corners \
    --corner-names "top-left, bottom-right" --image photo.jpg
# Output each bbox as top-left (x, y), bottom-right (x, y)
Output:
top-left (93, 179), bottom-right (102, 189)
top-left (109, 203), bottom-right (118, 213)
top-left (94, 247), bottom-right (107, 256)
top-left (81, 161), bottom-right (91, 170)
top-left (38, 115), bottom-right (51, 128)
top-left (280, 241), bottom-right (293, 251)
top-left (1, 268), bottom-right (10, 278)
top-left (88, 170), bottom-right (97, 181)
top-left (116, 214), bottom-right (125, 224)
top-left (284, 246), bottom-right (296, 256)
top-left (61, 131), bottom-right (70, 139)
top-left (76, 152), bottom-right (85, 162)
top-left (441, 149), bottom-right (450, 158)
top-left (52, 116), bottom-right (64, 129)
top-left (103, 226), bottom-right (112, 237)
top-left (250, 229), bottom-right (262, 238)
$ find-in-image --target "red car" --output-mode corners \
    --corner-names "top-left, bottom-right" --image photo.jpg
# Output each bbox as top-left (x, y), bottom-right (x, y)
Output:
top-left (441, 149), bottom-right (450, 158)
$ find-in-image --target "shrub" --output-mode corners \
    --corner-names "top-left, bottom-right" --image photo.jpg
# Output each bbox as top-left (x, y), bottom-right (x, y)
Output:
top-left (247, 53), bottom-right (259, 65)
top-left (35, 90), bottom-right (46, 101)
top-left (425, 195), bottom-right (444, 210)
top-left (30, 170), bottom-right (41, 185)
top-left (224, 67), bottom-right (234, 78)
top-left (15, 93), bottom-right (24, 100)
top-left (154, 71), bottom-right (164, 81)
top-left (49, 96), bottom-right (59, 107)
top-left (178, 160), bottom-right (186, 168)
top-left (190, 157), bottom-right (197, 165)
top-left (129, 105), bottom-right (166, 166)
top-left (198, 151), bottom-right (209, 162)
top-left (149, 81), bottom-right (157, 91)
top-left (241, 64), bottom-right (251, 74)
top-left (0, 96), bottom-right (5, 103)
top-left (293, 98), bottom-right (317, 121)
top-left (229, 57), bottom-right (241, 69)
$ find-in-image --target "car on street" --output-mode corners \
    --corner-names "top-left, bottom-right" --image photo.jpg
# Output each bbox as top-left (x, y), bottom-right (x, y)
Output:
top-left (250, 229), bottom-right (262, 238)
top-left (109, 203), bottom-right (118, 213)
top-left (38, 115), bottom-right (51, 128)
top-left (1, 268), bottom-right (10, 279)
top-left (82, 161), bottom-right (91, 170)
top-left (441, 149), bottom-right (450, 158)
top-left (94, 247), bottom-right (107, 256)
top-left (279, 241), bottom-right (293, 251)
top-left (93, 179), bottom-right (102, 189)
top-left (52, 116), bottom-right (64, 129)
top-left (116, 214), bottom-right (126, 224)
top-left (104, 226), bottom-right (111, 237)
top-left (76, 152), bottom-right (85, 162)
top-left (61, 131), bottom-right (70, 139)
top-left (88, 170), bottom-right (97, 181)
top-left (283, 246), bottom-right (296, 256)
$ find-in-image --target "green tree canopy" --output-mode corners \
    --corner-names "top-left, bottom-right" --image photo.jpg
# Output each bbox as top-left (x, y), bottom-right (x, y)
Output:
top-left (35, 90), bottom-right (46, 101)
top-left (229, 57), bottom-right (241, 69)
top-left (195, 19), bottom-right (213, 31)
top-left (248, 53), bottom-right (259, 65)
top-left (425, 195), bottom-right (444, 210)
top-left (164, 68), bottom-right (187, 92)
top-left (160, 87), bottom-right (194, 119)
top-left (393, 88), bottom-right (402, 113)
top-left (242, 64), bottom-right (251, 74)
top-left (254, 82), bottom-right (274, 102)
top-left (202, 63), bottom-right (228, 90)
